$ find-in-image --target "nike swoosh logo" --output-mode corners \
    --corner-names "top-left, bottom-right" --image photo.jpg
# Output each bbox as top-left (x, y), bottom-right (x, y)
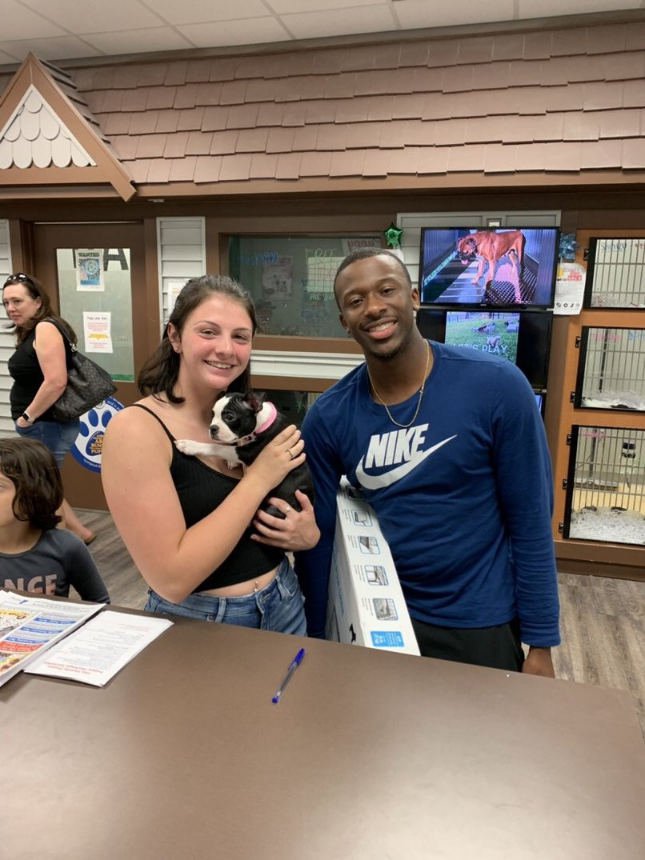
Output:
top-left (355, 435), bottom-right (457, 490)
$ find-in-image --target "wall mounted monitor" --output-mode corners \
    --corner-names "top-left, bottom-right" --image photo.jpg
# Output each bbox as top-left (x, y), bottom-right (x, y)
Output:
top-left (418, 226), bottom-right (559, 309)
top-left (416, 308), bottom-right (553, 391)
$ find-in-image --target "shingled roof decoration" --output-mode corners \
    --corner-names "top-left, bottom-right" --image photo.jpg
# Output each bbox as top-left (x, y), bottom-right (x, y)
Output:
top-left (65, 19), bottom-right (645, 195)
top-left (1, 19), bottom-right (644, 199)
top-left (0, 53), bottom-right (135, 201)
top-left (0, 85), bottom-right (95, 169)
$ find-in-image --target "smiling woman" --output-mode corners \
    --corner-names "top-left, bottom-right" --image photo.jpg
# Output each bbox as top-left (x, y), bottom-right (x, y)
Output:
top-left (101, 274), bottom-right (319, 632)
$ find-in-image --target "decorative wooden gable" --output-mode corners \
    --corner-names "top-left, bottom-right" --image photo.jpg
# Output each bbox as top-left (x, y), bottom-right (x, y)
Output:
top-left (0, 54), bottom-right (135, 201)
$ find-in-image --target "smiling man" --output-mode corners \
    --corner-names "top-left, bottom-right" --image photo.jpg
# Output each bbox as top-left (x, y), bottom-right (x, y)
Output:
top-left (295, 249), bottom-right (560, 676)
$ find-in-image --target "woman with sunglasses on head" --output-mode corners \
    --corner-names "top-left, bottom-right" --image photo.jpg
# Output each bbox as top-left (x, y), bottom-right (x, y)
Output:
top-left (2, 272), bottom-right (96, 545)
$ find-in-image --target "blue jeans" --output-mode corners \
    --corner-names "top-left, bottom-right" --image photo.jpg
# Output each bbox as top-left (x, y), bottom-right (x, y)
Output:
top-left (15, 418), bottom-right (80, 468)
top-left (145, 558), bottom-right (307, 635)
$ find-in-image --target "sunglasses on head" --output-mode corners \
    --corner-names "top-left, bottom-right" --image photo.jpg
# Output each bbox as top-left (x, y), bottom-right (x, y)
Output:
top-left (3, 273), bottom-right (34, 289)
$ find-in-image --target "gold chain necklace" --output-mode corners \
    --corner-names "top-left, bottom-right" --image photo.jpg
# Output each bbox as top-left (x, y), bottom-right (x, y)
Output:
top-left (366, 341), bottom-right (431, 429)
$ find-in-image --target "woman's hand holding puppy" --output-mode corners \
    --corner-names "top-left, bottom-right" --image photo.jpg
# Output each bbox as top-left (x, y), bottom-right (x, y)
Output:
top-left (242, 424), bottom-right (319, 551)
top-left (252, 490), bottom-right (319, 551)
top-left (244, 424), bottom-right (306, 490)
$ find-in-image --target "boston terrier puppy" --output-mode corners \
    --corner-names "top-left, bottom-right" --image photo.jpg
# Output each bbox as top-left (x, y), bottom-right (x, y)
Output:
top-left (175, 391), bottom-right (314, 518)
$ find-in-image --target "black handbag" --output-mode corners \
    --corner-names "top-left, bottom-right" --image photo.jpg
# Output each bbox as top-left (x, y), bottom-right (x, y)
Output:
top-left (47, 320), bottom-right (117, 422)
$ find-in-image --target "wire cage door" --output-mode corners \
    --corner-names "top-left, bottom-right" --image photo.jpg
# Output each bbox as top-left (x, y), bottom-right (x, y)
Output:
top-left (565, 426), bottom-right (645, 546)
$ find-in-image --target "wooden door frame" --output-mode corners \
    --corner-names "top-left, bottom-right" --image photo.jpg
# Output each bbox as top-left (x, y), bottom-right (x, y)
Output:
top-left (25, 219), bottom-right (159, 509)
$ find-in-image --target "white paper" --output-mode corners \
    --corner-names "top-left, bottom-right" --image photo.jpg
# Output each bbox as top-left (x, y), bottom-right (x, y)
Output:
top-left (553, 262), bottom-right (586, 315)
top-left (166, 280), bottom-right (185, 320)
top-left (83, 310), bottom-right (113, 353)
top-left (25, 611), bottom-right (173, 686)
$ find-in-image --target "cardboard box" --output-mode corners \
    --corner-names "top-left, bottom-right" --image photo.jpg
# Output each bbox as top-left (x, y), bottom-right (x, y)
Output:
top-left (326, 480), bottom-right (420, 655)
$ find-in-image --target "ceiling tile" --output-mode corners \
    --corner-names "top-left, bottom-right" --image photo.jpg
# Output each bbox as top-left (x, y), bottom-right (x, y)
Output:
top-left (28, 0), bottom-right (161, 29)
top-left (0, 36), bottom-right (100, 62)
top-left (397, 0), bottom-right (515, 29)
top-left (282, 6), bottom-right (396, 40)
top-left (177, 19), bottom-right (289, 48)
top-left (149, 0), bottom-right (268, 25)
top-left (82, 27), bottom-right (193, 55)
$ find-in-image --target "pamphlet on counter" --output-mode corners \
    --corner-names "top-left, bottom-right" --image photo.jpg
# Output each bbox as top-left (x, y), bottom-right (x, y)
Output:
top-left (0, 590), bottom-right (104, 687)
top-left (25, 610), bottom-right (173, 687)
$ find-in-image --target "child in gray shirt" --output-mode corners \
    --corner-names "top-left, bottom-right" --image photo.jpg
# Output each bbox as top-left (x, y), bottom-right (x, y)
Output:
top-left (0, 437), bottom-right (109, 603)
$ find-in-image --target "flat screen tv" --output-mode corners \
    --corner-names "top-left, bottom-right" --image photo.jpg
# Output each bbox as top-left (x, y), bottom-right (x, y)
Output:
top-left (416, 308), bottom-right (553, 391)
top-left (418, 226), bottom-right (559, 308)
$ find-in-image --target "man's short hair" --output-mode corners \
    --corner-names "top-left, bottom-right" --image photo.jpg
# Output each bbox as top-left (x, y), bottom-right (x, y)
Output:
top-left (333, 248), bottom-right (412, 304)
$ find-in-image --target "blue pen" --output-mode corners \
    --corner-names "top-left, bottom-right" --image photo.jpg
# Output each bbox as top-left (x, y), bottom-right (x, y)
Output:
top-left (271, 647), bottom-right (306, 704)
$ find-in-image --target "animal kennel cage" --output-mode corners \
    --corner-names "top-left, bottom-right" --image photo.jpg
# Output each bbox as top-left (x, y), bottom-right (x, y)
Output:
top-left (564, 426), bottom-right (645, 546)
top-left (575, 327), bottom-right (645, 412)
top-left (584, 237), bottom-right (645, 308)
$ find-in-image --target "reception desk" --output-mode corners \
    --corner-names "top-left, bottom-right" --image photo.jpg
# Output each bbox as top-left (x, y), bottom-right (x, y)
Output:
top-left (1, 616), bottom-right (644, 858)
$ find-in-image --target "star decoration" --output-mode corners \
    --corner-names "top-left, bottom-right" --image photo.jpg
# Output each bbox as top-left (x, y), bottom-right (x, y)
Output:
top-left (383, 223), bottom-right (403, 249)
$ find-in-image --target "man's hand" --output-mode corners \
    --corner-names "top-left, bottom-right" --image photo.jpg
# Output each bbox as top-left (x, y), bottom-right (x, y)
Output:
top-left (522, 646), bottom-right (555, 678)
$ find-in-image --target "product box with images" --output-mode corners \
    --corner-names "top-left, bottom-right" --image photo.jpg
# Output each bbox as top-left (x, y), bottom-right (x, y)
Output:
top-left (326, 480), bottom-right (419, 655)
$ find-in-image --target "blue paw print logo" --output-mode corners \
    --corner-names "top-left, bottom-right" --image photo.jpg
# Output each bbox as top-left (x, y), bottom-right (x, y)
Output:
top-left (72, 396), bottom-right (123, 473)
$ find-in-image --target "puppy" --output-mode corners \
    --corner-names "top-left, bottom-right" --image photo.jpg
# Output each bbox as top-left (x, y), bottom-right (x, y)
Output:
top-left (175, 392), bottom-right (314, 518)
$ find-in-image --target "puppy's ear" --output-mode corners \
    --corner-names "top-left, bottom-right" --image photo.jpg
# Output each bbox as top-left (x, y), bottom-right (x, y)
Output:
top-left (247, 391), bottom-right (265, 414)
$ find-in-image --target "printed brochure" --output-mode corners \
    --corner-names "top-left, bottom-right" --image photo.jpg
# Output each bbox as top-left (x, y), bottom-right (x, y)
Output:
top-left (0, 590), bottom-right (104, 687)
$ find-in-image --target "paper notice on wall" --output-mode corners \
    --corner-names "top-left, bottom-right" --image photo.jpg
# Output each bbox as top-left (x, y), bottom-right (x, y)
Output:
top-left (76, 249), bottom-right (104, 291)
top-left (262, 256), bottom-right (293, 298)
top-left (553, 262), bottom-right (586, 315)
top-left (83, 311), bottom-right (113, 353)
top-left (166, 280), bottom-right (185, 320)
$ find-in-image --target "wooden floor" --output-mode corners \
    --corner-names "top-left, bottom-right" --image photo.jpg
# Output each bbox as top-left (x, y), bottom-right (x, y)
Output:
top-left (75, 508), bottom-right (645, 739)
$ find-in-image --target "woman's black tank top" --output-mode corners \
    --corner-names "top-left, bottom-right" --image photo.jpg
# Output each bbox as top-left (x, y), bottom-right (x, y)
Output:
top-left (131, 404), bottom-right (283, 592)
